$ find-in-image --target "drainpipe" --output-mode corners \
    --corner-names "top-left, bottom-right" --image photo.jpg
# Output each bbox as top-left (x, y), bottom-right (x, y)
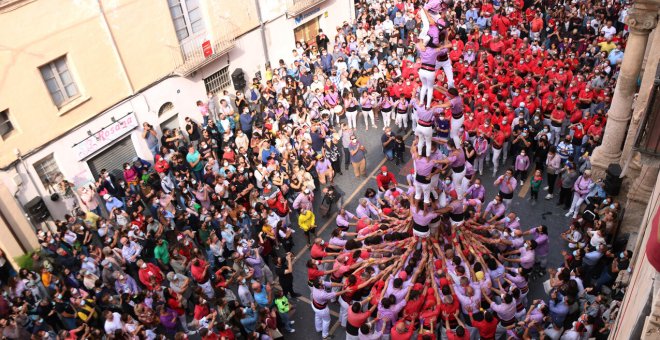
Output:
top-left (254, 0), bottom-right (270, 65)
top-left (97, 0), bottom-right (135, 94)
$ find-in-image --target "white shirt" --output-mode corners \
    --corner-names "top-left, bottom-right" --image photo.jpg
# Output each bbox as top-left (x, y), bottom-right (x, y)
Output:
top-left (104, 312), bottom-right (124, 335)
top-left (601, 25), bottom-right (616, 39)
top-left (588, 230), bottom-right (606, 248)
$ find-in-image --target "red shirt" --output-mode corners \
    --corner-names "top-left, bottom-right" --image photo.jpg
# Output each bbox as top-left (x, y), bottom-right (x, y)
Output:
top-left (310, 244), bottom-right (328, 259)
top-left (390, 324), bottom-right (414, 340)
top-left (191, 260), bottom-right (209, 283)
top-left (194, 304), bottom-right (210, 321)
top-left (472, 317), bottom-right (499, 339)
top-left (376, 172), bottom-right (397, 189)
top-left (492, 130), bottom-right (505, 148)
top-left (447, 330), bottom-right (470, 340)
top-left (138, 263), bottom-right (164, 290)
top-left (307, 267), bottom-right (325, 282)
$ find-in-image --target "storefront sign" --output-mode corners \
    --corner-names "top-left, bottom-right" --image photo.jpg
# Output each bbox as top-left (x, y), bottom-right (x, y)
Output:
top-left (202, 40), bottom-right (213, 58)
top-left (73, 112), bottom-right (138, 160)
top-left (294, 7), bottom-right (320, 25)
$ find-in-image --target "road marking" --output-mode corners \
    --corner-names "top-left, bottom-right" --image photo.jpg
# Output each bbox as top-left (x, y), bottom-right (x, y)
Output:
top-left (293, 131), bottom-right (412, 264)
top-left (329, 319), bottom-right (342, 335)
top-left (297, 296), bottom-right (340, 317)
top-left (518, 176), bottom-right (532, 198)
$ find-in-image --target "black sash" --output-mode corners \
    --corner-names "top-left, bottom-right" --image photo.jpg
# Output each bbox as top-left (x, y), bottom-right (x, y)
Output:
top-left (452, 164), bottom-right (465, 173)
top-left (415, 174), bottom-right (431, 184)
top-left (413, 222), bottom-right (429, 233)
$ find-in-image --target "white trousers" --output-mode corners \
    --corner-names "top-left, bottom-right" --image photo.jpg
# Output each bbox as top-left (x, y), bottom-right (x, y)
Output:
top-left (451, 168), bottom-right (466, 197)
top-left (492, 147), bottom-right (502, 174)
top-left (338, 297), bottom-right (350, 327)
top-left (411, 110), bottom-right (418, 130)
top-left (569, 193), bottom-right (586, 217)
top-left (419, 68), bottom-right (436, 108)
top-left (450, 116), bottom-right (463, 143)
top-left (396, 113), bottom-right (408, 129)
top-left (436, 58), bottom-right (455, 88)
top-left (346, 110), bottom-right (358, 130)
top-left (414, 181), bottom-right (432, 204)
top-left (415, 125), bottom-right (434, 156)
top-left (362, 109), bottom-right (375, 128)
top-left (382, 109), bottom-right (392, 128)
top-left (312, 303), bottom-right (331, 337)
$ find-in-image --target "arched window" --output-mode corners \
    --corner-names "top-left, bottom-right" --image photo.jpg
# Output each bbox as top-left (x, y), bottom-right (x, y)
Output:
top-left (158, 102), bottom-right (174, 117)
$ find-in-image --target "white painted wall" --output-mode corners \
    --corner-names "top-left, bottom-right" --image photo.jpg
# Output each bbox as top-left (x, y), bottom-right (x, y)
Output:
top-left (0, 0), bottom-right (352, 222)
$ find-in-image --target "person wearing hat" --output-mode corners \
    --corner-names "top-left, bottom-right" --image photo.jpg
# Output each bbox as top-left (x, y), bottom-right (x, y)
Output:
top-left (315, 153), bottom-right (334, 185)
top-left (376, 166), bottom-right (397, 192)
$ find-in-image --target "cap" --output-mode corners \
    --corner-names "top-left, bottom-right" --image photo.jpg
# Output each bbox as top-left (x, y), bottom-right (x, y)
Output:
top-left (381, 166), bottom-right (388, 172)
top-left (519, 102), bottom-right (525, 107)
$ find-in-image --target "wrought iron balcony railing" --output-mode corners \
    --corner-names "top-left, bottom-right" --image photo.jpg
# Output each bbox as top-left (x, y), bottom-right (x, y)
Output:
top-left (286, 0), bottom-right (326, 17)
top-left (170, 20), bottom-right (238, 76)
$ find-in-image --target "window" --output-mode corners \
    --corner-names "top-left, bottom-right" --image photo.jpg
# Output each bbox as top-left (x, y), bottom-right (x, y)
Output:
top-left (39, 56), bottom-right (79, 108)
top-left (0, 109), bottom-right (14, 139)
top-left (168, 0), bottom-right (205, 42)
top-left (204, 66), bottom-right (231, 94)
top-left (158, 102), bottom-right (174, 117)
top-left (34, 154), bottom-right (62, 188)
top-left (294, 17), bottom-right (320, 46)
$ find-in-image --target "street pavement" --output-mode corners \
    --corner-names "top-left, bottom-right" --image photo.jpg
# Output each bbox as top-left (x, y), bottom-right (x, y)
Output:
top-left (265, 119), bottom-right (573, 340)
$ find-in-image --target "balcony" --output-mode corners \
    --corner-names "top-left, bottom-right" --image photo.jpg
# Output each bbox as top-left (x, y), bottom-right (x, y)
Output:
top-left (170, 20), bottom-right (238, 77)
top-left (633, 62), bottom-right (660, 167)
top-left (286, 0), bottom-right (326, 18)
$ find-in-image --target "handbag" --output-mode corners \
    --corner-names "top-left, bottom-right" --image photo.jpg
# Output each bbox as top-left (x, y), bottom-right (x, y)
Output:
top-left (270, 328), bottom-right (284, 339)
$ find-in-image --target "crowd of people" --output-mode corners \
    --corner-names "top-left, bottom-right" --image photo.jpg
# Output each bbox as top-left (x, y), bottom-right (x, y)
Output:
top-left (0, 0), bottom-right (637, 339)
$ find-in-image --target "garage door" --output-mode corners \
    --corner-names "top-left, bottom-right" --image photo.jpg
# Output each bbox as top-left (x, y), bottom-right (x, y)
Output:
top-left (87, 135), bottom-right (138, 180)
top-left (160, 114), bottom-right (180, 133)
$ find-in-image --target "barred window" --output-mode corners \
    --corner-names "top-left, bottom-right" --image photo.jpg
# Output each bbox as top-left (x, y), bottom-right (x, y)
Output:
top-left (204, 66), bottom-right (231, 94)
top-left (33, 154), bottom-right (62, 188)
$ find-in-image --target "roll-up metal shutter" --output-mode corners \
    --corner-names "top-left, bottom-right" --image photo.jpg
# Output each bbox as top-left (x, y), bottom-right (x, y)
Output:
top-left (87, 136), bottom-right (138, 180)
top-left (160, 114), bottom-right (180, 133)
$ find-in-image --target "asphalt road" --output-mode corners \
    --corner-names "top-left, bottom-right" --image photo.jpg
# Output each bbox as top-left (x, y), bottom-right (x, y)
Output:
top-left (262, 118), bottom-right (573, 340)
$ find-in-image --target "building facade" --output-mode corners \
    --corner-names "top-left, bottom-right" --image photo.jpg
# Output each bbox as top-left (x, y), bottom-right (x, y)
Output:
top-left (0, 0), bottom-right (352, 263)
top-left (587, 1), bottom-right (660, 339)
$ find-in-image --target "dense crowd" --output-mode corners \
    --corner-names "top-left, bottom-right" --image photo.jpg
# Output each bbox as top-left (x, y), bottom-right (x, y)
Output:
top-left (0, 0), bottom-right (637, 339)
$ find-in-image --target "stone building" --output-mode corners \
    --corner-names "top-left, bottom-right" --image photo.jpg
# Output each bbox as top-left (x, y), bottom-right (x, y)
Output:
top-left (588, 1), bottom-right (660, 339)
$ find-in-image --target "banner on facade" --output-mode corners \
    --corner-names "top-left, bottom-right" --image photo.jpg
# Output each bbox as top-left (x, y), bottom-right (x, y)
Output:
top-left (73, 112), bottom-right (138, 160)
top-left (202, 40), bottom-right (212, 58)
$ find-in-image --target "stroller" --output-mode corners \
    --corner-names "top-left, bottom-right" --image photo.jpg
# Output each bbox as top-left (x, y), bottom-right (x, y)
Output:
top-left (318, 185), bottom-right (341, 217)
